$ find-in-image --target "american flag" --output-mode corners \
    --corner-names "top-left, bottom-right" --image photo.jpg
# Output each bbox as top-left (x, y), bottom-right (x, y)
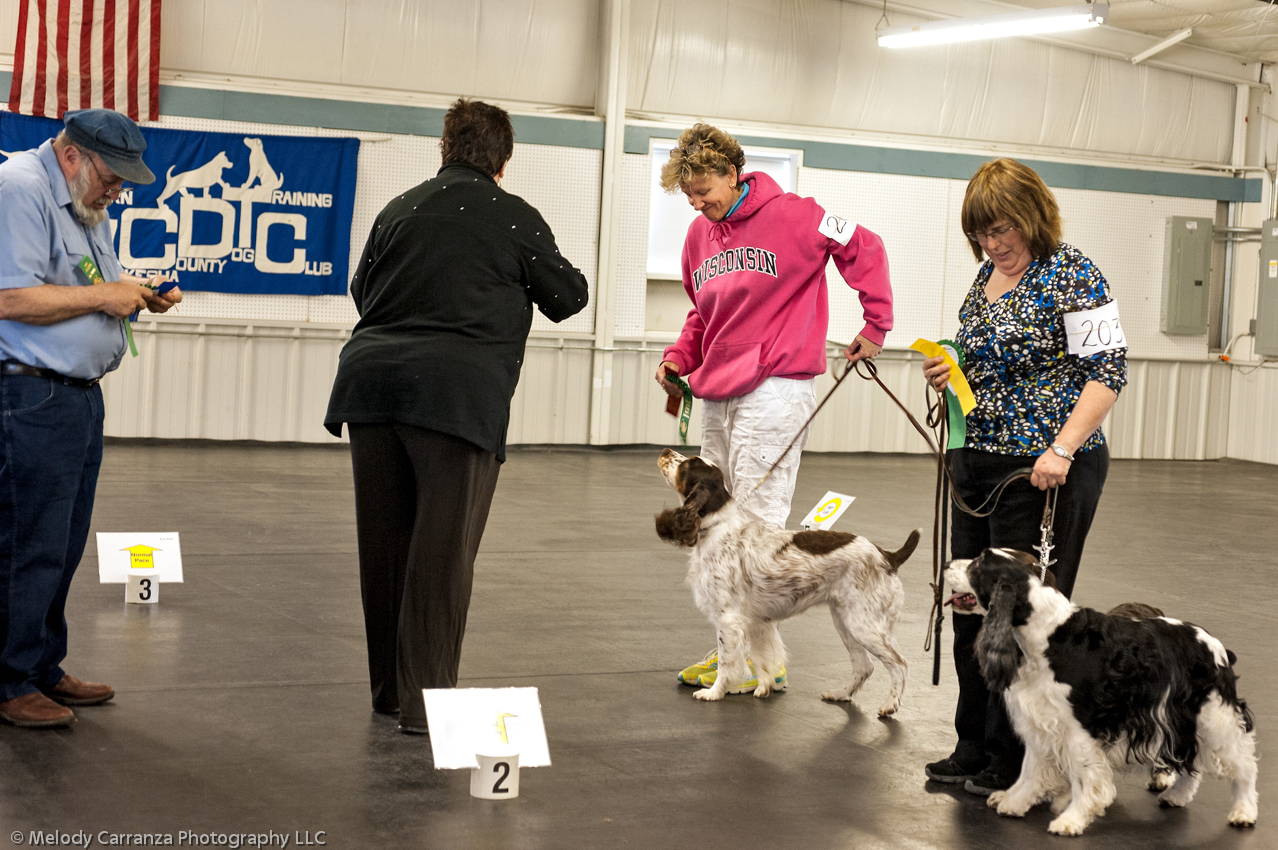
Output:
top-left (7, 0), bottom-right (161, 122)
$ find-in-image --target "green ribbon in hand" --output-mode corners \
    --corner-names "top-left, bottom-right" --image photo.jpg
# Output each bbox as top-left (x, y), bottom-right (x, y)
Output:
top-left (78, 255), bottom-right (138, 357)
top-left (938, 339), bottom-right (966, 450)
top-left (670, 374), bottom-right (693, 446)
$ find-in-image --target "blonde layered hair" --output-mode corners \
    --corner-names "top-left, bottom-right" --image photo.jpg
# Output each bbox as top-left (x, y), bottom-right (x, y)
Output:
top-left (961, 158), bottom-right (1062, 262)
top-left (659, 124), bottom-right (746, 192)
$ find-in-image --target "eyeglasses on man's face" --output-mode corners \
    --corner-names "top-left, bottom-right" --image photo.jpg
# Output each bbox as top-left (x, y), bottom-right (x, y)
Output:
top-left (966, 223), bottom-right (1016, 244)
top-left (84, 153), bottom-right (132, 194)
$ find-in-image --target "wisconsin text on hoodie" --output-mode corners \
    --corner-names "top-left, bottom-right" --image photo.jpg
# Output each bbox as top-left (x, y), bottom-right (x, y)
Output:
top-left (691, 246), bottom-right (779, 291)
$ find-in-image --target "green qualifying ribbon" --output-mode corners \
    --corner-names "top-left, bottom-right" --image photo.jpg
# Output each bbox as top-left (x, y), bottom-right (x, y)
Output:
top-left (665, 373), bottom-right (694, 445)
top-left (937, 339), bottom-right (966, 450)
top-left (78, 255), bottom-right (138, 357)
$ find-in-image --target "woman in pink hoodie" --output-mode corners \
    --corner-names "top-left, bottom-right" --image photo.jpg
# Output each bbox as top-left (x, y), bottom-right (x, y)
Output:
top-left (655, 124), bottom-right (895, 693)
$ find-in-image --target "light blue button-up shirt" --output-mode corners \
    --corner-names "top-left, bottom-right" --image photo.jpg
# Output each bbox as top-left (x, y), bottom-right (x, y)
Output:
top-left (0, 139), bottom-right (127, 379)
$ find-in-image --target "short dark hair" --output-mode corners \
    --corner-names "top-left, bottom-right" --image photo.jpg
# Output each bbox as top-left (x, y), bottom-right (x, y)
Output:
top-left (440, 98), bottom-right (514, 177)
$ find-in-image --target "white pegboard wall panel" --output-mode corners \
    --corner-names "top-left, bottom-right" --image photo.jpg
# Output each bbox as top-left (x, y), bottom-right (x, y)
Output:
top-left (941, 181), bottom-right (987, 340)
top-left (502, 144), bottom-right (601, 335)
top-left (165, 291), bottom-right (308, 322)
top-left (304, 295), bottom-right (361, 325)
top-left (323, 126), bottom-right (442, 319)
top-left (615, 153), bottom-right (653, 337)
top-left (1053, 188), bottom-right (1215, 361)
top-left (798, 168), bottom-right (958, 349)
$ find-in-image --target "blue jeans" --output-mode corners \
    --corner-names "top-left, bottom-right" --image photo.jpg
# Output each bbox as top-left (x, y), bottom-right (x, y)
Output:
top-left (0, 374), bottom-right (104, 701)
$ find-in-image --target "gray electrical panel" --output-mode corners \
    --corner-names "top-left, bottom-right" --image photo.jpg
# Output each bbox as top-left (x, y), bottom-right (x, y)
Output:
top-left (1257, 219), bottom-right (1278, 357)
top-left (1161, 216), bottom-right (1212, 335)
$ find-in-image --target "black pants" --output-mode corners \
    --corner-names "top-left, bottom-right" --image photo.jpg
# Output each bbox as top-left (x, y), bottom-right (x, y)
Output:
top-left (349, 424), bottom-right (500, 725)
top-left (947, 445), bottom-right (1108, 775)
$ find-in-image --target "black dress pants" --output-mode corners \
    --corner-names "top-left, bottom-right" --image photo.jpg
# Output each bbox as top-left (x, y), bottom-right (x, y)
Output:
top-left (947, 445), bottom-right (1108, 775)
top-left (348, 424), bottom-right (501, 725)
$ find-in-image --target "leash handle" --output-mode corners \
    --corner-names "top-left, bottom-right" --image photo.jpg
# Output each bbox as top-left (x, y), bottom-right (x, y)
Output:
top-left (663, 369), bottom-right (694, 446)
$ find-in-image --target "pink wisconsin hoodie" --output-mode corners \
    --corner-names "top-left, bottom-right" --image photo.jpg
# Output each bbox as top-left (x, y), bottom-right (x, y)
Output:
top-left (662, 171), bottom-right (893, 401)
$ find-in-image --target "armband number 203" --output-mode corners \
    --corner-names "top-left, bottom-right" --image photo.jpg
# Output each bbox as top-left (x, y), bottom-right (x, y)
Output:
top-left (1063, 300), bottom-right (1126, 357)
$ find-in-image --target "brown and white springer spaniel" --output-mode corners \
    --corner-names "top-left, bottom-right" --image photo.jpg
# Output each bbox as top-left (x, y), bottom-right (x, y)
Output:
top-left (655, 449), bottom-right (919, 715)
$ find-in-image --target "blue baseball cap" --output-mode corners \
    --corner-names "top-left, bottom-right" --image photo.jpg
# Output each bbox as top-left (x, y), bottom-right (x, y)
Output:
top-left (62, 108), bottom-right (155, 185)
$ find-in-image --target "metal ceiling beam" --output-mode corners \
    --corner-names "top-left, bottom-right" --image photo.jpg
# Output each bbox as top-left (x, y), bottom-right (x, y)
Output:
top-left (1131, 27), bottom-right (1193, 66)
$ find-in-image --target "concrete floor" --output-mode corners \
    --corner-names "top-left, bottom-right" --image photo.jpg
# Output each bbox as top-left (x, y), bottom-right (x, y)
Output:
top-left (0, 442), bottom-right (1273, 850)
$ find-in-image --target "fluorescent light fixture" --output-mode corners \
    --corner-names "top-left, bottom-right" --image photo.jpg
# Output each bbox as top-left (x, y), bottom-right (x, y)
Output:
top-left (877, 4), bottom-right (1108, 49)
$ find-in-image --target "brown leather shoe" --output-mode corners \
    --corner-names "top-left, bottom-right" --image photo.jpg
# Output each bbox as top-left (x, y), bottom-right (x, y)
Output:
top-left (0, 692), bottom-right (75, 727)
top-left (43, 674), bottom-right (114, 706)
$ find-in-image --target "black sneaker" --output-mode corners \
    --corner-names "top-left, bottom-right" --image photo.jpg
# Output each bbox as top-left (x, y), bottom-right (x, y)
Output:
top-left (925, 757), bottom-right (986, 784)
top-left (964, 766), bottom-right (1016, 796)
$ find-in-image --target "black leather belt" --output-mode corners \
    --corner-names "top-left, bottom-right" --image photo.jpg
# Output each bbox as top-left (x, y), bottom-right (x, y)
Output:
top-left (1, 361), bottom-right (100, 388)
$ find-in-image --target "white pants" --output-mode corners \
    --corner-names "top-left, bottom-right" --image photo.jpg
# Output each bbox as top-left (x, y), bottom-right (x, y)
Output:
top-left (699, 376), bottom-right (818, 528)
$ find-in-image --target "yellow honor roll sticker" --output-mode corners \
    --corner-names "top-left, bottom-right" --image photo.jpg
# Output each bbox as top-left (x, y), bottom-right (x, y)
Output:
top-left (801, 491), bottom-right (856, 531)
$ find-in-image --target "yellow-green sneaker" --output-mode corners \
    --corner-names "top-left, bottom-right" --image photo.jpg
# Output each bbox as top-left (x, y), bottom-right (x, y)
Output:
top-left (698, 663), bottom-right (787, 694)
top-left (677, 649), bottom-right (719, 685)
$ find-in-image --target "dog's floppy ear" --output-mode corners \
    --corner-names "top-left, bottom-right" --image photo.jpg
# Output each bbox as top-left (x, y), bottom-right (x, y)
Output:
top-left (655, 505), bottom-right (700, 547)
top-left (654, 481), bottom-right (712, 547)
top-left (976, 579), bottom-right (1023, 691)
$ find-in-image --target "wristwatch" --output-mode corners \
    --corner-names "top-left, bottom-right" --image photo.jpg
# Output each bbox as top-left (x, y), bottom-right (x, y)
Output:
top-left (1050, 443), bottom-right (1075, 462)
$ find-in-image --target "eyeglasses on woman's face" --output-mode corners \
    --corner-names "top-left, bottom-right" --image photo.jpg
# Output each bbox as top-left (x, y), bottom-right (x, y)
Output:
top-left (966, 223), bottom-right (1016, 244)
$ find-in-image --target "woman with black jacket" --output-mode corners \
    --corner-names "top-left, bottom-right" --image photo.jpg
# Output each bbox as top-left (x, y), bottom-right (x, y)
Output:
top-left (325, 98), bottom-right (589, 734)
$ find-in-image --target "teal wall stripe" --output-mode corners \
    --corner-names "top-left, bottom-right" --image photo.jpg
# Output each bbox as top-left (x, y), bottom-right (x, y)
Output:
top-left (2, 71), bottom-right (1256, 203)
top-left (157, 85), bottom-right (604, 149)
top-left (627, 125), bottom-right (1261, 203)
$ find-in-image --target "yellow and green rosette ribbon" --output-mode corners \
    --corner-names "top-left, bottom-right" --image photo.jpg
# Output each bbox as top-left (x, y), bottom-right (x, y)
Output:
top-left (910, 338), bottom-right (975, 450)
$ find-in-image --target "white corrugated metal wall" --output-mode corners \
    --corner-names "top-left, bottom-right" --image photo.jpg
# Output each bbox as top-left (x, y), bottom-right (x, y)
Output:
top-left (2, 0), bottom-right (1275, 463)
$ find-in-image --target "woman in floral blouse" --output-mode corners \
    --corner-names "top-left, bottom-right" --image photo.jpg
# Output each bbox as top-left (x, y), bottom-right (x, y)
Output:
top-left (921, 159), bottom-right (1127, 796)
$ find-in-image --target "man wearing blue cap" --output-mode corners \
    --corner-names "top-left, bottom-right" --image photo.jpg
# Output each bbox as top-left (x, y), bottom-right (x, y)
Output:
top-left (0, 108), bottom-right (181, 728)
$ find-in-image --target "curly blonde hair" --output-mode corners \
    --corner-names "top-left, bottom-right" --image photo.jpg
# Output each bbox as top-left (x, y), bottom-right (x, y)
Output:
top-left (659, 124), bottom-right (746, 192)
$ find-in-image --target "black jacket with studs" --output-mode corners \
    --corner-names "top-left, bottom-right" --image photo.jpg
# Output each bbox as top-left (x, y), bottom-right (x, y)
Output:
top-left (325, 162), bottom-right (589, 460)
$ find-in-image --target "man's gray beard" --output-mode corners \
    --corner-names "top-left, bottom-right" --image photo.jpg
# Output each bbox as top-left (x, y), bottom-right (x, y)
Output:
top-left (68, 164), bottom-right (109, 227)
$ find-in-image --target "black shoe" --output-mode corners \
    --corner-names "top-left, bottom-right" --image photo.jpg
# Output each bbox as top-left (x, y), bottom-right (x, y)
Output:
top-left (397, 721), bottom-right (429, 735)
top-left (965, 766), bottom-right (1016, 796)
top-left (925, 757), bottom-right (987, 784)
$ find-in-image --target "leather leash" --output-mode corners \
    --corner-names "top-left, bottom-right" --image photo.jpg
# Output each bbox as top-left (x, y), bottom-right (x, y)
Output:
top-left (747, 356), bottom-right (1039, 686)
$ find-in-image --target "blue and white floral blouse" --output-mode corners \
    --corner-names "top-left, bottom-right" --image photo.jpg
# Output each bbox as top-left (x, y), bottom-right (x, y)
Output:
top-left (955, 243), bottom-right (1127, 456)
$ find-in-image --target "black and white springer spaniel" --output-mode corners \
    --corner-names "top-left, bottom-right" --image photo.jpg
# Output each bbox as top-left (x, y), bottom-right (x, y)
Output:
top-left (945, 549), bottom-right (1258, 836)
top-left (656, 449), bottom-right (920, 715)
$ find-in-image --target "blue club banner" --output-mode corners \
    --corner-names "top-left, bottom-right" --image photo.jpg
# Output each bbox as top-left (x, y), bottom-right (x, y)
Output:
top-left (0, 112), bottom-right (359, 296)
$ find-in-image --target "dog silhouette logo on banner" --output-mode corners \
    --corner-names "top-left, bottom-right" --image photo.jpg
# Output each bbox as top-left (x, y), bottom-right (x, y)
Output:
top-left (0, 111), bottom-right (359, 296)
